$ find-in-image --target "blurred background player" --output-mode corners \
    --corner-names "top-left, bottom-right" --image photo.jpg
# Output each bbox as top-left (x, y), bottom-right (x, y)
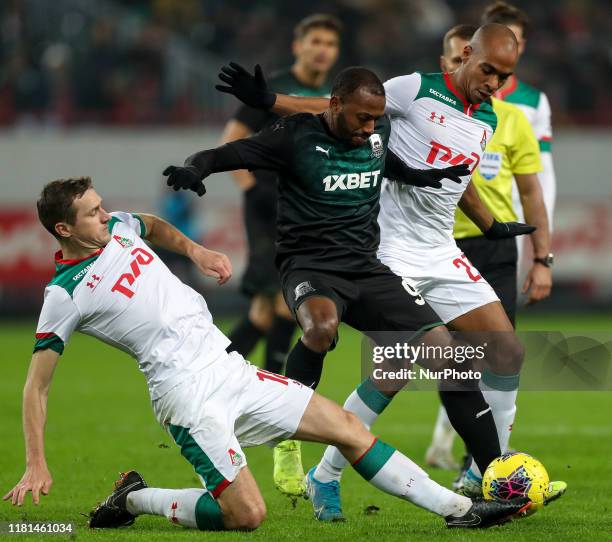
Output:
top-left (482, 2), bottom-right (557, 264)
top-left (223, 14), bottom-right (341, 377)
top-left (425, 23), bottom-right (553, 475)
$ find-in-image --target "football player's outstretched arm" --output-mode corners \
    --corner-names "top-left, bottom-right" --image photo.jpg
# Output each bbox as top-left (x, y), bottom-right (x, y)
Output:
top-left (137, 214), bottom-right (232, 285)
top-left (219, 119), bottom-right (257, 191)
top-left (459, 180), bottom-right (496, 231)
top-left (273, 94), bottom-right (329, 116)
top-left (163, 118), bottom-right (293, 196)
top-left (215, 61), bottom-right (328, 115)
top-left (384, 149), bottom-right (469, 189)
top-left (4, 349), bottom-right (59, 506)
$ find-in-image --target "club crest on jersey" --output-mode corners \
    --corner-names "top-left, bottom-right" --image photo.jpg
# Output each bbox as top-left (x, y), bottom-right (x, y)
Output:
top-left (228, 448), bottom-right (243, 467)
top-left (480, 129), bottom-right (488, 151)
top-left (113, 234), bottom-right (133, 248)
top-left (369, 133), bottom-right (384, 158)
top-left (294, 281), bottom-right (315, 300)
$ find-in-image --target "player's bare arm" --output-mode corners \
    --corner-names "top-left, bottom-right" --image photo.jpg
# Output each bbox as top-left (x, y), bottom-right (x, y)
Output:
top-left (4, 349), bottom-right (59, 506)
top-left (216, 62), bottom-right (328, 115)
top-left (459, 180), bottom-right (535, 239)
top-left (219, 119), bottom-right (256, 191)
top-left (515, 173), bottom-right (552, 304)
top-left (138, 213), bottom-right (232, 285)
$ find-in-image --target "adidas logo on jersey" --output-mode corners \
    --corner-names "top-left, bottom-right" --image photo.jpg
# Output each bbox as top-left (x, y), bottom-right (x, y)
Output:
top-left (429, 88), bottom-right (457, 106)
top-left (322, 170), bottom-right (381, 191)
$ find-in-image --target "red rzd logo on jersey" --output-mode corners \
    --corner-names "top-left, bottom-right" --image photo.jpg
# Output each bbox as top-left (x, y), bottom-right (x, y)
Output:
top-left (426, 141), bottom-right (480, 172)
top-left (111, 247), bottom-right (154, 299)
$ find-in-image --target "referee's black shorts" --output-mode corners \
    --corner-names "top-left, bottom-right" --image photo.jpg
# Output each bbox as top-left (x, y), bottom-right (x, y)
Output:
top-left (456, 235), bottom-right (518, 327)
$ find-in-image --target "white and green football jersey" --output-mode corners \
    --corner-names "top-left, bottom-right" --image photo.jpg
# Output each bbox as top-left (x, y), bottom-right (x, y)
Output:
top-left (34, 211), bottom-right (230, 400)
top-left (378, 72), bottom-right (497, 254)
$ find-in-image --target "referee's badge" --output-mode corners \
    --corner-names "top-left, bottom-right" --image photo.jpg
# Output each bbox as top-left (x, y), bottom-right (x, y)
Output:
top-left (369, 134), bottom-right (384, 158)
top-left (479, 151), bottom-right (502, 180)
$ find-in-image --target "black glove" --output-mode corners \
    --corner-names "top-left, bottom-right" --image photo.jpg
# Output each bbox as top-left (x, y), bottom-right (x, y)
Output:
top-left (215, 62), bottom-right (276, 110)
top-left (485, 219), bottom-right (536, 239)
top-left (163, 165), bottom-right (207, 197)
top-left (399, 164), bottom-right (470, 189)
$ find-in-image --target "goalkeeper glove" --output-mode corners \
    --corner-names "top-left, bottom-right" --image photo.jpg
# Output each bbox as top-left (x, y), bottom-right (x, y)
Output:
top-left (216, 62), bottom-right (276, 110)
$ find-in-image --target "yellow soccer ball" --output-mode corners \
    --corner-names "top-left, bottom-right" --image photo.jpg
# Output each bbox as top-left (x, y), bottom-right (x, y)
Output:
top-left (482, 452), bottom-right (550, 510)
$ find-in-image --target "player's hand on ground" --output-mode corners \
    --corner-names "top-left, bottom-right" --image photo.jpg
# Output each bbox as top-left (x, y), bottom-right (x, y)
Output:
top-left (3, 465), bottom-right (52, 506)
top-left (522, 263), bottom-right (552, 305)
top-left (189, 245), bottom-right (232, 285)
top-left (163, 165), bottom-right (206, 196)
top-left (404, 164), bottom-right (470, 189)
top-left (216, 62), bottom-right (276, 110)
top-left (484, 219), bottom-right (536, 239)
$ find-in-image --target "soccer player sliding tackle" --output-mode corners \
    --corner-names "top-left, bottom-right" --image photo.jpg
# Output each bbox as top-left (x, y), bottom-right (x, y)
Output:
top-left (4, 178), bottom-right (529, 530)
top-left (166, 60), bottom-right (535, 516)
top-left (211, 22), bottom-right (565, 520)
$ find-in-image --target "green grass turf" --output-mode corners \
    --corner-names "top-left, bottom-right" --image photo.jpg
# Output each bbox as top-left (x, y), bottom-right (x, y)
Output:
top-left (1, 312), bottom-right (611, 541)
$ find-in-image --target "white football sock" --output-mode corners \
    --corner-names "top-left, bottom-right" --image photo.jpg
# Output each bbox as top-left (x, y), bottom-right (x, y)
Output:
top-left (352, 439), bottom-right (472, 518)
top-left (127, 488), bottom-right (205, 528)
top-left (315, 379), bottom-right (391, 483)
top-left (480, 370), bottom-right (519, 454)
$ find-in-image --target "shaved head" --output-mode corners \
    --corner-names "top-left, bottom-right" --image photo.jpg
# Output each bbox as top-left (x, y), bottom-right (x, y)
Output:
top-left (469, 23), bottom-right (518, 57)
top-left (452, 23), bottom-right (519, 105)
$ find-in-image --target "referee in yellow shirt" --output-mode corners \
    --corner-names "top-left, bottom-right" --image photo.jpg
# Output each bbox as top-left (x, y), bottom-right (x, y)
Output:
top-left (426, 24), bottom-right (553, 472)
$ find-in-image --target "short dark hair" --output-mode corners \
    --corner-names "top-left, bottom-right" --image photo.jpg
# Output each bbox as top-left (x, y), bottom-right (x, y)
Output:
top-left (37, 177), bottom-right (92, 239)
top-left (443, 24), bottom-right (477, 54)
top-left (481, 2), bottom-right (529, 37)
top-left (331, 67), bottom-right (384, 101)
top-left (294, 13), bottom-right (343, 41)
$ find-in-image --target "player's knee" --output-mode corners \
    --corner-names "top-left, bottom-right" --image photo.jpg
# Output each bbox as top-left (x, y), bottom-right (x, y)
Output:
top-left (489, 336), bottom-right (524, 373)
top-left (302, 317), bottom-right (338, 352)
top-left (232, 502), bottom-right (266, 531)
top-left (338, 410), bottom-right (370, 444)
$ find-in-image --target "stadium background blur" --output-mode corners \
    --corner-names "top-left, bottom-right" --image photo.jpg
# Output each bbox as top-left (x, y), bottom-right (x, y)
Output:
top-left (1, 2), bottom-right (611, 539)
top-left (1, 0), bottom-right (611, 319)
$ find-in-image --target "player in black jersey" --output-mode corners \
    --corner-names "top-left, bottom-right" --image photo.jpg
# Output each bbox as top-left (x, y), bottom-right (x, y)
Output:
top-left (164, 67), bottom-right (505, 500)
top-left (222, 14), bottom-right (341, 378)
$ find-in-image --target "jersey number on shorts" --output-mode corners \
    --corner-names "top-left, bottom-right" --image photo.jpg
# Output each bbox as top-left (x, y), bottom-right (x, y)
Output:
top-left (111, 248), bottom-right (154, 299)
top-left (452, 253), bottom-right (482, 282)
top-left (256, 369), bottom-right (289, 386)
top-left (401, 277), bottom-right (425, 305)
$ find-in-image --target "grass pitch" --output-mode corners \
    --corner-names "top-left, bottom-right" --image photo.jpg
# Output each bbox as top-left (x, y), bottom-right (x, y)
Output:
top-left (1, 312), bottom-right (611, 541)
